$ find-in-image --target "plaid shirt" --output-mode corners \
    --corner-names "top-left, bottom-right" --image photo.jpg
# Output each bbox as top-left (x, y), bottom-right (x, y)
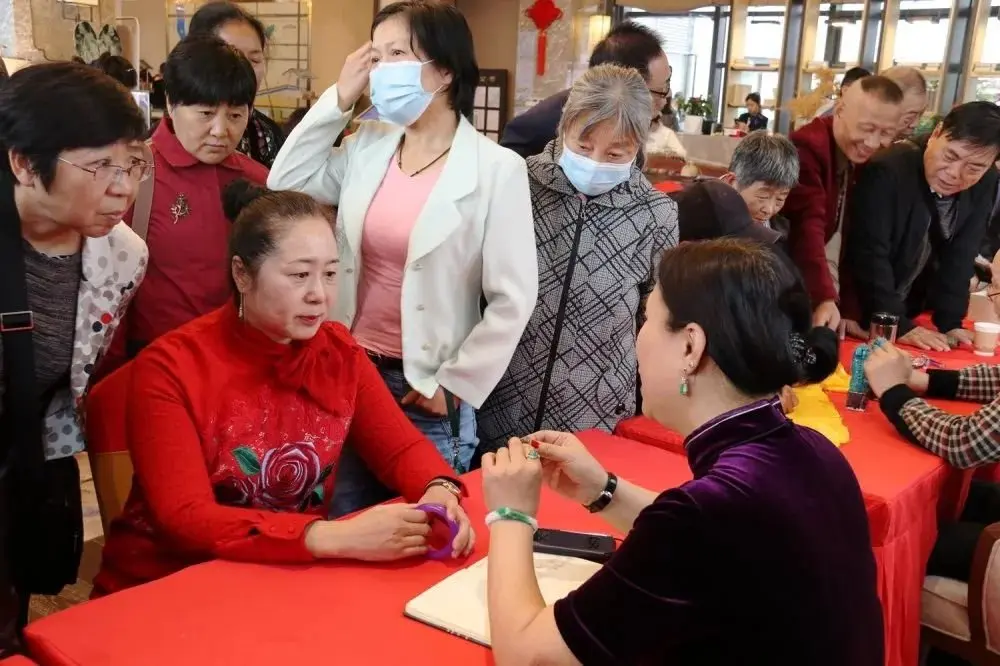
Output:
top-left (890, 364), bottom-right (1000, 468)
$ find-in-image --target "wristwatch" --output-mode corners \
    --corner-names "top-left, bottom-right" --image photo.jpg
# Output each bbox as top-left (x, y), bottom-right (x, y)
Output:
top-left (425, 477), bottom-right (463, 499)
top-left (584, 472), bottom-right (618, 513)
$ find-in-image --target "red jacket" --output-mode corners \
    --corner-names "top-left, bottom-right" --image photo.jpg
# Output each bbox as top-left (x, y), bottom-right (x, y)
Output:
top-left (784, 116), bottom-right (858, 309)
top-left (91, 306), bottom-right (455, 596)
top-left (97, 120), bottom-right (269, 379)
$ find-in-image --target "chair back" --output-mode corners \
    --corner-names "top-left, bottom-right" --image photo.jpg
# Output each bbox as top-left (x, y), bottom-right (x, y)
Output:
top-left (86, 363), bottom-right (135, 534)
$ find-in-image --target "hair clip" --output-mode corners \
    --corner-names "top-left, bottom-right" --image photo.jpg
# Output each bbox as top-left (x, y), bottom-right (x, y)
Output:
top-left (789, 332), bottom-right (816, 366)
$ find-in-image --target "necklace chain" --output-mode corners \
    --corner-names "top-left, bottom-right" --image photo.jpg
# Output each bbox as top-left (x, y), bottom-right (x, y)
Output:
top-left (397, 136), bottom-right (451, 177)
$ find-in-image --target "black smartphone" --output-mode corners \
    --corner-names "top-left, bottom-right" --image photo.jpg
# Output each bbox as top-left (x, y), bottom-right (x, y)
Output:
top-left (532, 528), bottom-right (616, 564)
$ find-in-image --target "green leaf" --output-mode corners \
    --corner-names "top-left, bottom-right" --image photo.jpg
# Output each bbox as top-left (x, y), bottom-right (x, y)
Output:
top-left (232, 446), bottom-right (261, 476)
top-left (317, 463), bottom-right (334, 484)
top-left (312, 485), bottom-right (324, 503)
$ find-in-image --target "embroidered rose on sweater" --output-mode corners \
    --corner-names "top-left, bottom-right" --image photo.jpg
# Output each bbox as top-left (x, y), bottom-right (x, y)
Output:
top-left (225, 441), bottom-right (333, 511)
top-left (213, 475), bottom-right (259, 506)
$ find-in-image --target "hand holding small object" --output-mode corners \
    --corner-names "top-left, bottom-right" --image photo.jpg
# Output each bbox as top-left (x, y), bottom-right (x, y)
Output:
top-left (417, 484), bottom-right (475, 558)
top-left (481, 438), bottom-right (544, 516)
top-left (524, 431), bottom-right (609, 506)
top-left (864, 340), bottom-right (914, 398)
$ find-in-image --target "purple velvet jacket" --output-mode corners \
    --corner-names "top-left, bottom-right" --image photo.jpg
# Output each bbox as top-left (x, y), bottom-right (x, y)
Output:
top-left (554, 398), bottom-right (883, 665)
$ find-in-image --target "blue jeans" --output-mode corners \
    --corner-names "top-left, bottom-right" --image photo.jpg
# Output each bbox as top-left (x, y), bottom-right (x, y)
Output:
top-left (329, 366), bottom-right (478, 517)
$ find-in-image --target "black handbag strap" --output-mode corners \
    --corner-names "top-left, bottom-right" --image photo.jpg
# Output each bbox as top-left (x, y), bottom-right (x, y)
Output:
top-left (0, 178), bottom-right (45, 485)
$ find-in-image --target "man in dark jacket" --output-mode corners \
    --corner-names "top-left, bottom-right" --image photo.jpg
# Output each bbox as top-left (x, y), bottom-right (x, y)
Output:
top-left (844, 102), bottom-right (1000, 351)
top-left (977, 163), bottom-right (1000, 265)
top-left (500, 21), bottom-right (670, 158)
top-left (783, 76), bottom-right (903, 331)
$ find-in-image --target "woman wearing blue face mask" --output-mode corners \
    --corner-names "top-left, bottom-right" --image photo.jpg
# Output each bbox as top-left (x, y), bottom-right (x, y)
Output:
top-left (267, 0), bottom-right (537, 514)
top-left (476, 64), bottom-right (679, 452)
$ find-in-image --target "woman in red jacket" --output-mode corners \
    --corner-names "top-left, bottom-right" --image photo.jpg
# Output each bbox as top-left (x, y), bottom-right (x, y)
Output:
top-left (92, 182), bottom-right (474, 596)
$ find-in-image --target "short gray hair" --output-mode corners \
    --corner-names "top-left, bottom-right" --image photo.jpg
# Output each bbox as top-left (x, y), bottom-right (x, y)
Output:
top-left (558, 63), bottom-right (652, 147)
top-left (729, 130), bottom-right (799, 189)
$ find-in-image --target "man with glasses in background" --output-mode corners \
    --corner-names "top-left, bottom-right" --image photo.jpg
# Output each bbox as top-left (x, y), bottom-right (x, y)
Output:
top-left (501, 21), bottom-right (671, 160)
top-left (844, 102), bottom-right (1000, 351)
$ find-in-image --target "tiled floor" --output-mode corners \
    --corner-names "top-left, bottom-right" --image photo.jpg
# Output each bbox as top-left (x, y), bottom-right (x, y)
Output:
top-left (77, 454), bottom-right (103, 542)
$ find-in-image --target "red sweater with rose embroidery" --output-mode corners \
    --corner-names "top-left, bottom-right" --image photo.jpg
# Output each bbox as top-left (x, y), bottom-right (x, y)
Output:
top-left (92, 305), bottom-right (454, 596)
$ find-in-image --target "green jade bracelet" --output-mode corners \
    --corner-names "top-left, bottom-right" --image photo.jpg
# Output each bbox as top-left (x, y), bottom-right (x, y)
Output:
top-left (485, 507), bottom-right (539, 532)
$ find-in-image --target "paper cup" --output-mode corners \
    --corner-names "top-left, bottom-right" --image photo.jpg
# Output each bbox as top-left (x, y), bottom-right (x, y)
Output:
top-left (973, 322), bottom-right (1000, 356)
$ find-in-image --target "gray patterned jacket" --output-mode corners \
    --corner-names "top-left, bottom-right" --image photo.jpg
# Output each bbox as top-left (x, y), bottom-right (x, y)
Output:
top-left (477, 142), bottom-right (678, 447)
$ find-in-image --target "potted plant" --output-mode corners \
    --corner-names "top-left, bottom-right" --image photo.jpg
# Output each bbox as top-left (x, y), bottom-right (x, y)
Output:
top-left (680, 96), bottom-right (713, 134)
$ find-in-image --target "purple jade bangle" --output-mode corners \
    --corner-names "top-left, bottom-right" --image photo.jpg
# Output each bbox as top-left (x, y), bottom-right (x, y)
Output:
top-left (416, 503), bottom-right (459, 560)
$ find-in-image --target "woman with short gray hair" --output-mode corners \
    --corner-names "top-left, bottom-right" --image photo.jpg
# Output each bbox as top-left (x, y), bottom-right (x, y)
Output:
top-left (477, 64), bottom-right (678, 451)
top-left (721, 130), bottom-right (799, 244)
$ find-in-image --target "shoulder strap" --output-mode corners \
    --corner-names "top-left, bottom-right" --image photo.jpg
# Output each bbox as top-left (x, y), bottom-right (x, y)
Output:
top-left (131, 140), bottom-right (155, 241)
top-left (0, 179), bottom-right (45, 483)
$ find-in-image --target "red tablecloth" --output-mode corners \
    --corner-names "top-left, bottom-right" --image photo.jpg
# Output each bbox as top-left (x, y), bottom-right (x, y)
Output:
top-left (24, 432), bottom-right (693, 666)
top-left (615, 339), bottom-right (994, 666)
top-left (653, 180), bottom-right (685, 194)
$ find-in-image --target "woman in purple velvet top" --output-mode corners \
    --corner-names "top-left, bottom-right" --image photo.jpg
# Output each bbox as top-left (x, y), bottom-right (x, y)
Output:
top-left (480, 239), bottom-right (884, 665)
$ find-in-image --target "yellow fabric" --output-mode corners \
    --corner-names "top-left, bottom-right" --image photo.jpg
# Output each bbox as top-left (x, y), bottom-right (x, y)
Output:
top-left (789, 368), bottom-right (851, 447)
top-left (821, 364), bottom-right (851, 394)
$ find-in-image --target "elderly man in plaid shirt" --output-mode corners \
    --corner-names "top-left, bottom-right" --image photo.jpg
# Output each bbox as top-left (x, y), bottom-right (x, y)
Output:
top-left (863, 250), bottom-right (1000, 590)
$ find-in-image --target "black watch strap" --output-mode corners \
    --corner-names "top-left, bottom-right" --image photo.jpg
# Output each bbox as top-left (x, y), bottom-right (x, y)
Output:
top-left (584, 472), bottom-right (618, 513)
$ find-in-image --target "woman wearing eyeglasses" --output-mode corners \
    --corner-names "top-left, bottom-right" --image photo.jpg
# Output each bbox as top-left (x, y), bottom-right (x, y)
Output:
top-left (0, 62), bottom-right (148, 653)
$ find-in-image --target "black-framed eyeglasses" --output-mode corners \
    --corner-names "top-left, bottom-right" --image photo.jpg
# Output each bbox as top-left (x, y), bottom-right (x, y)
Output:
top-left (650, 87), bottom-right (671, 101)
top-left (987, 289), bottom-right (1000, 300)
top-left (58, 157), bottom-right (153, 184)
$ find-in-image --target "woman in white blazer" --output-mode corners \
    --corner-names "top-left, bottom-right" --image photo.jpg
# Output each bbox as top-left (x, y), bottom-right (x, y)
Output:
top-left (268, 1), bottom-right (537, 513)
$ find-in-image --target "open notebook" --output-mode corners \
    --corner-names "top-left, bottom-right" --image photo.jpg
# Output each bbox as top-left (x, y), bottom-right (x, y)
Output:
top-left (404, 553), bottom-right (602, 647)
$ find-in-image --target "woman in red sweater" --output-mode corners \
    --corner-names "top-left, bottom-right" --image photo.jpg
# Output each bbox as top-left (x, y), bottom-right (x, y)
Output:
top-left (92, 182), bottom-right (474, 596)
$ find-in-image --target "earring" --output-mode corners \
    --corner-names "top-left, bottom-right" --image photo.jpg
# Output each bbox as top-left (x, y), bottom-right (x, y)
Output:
top-left (679, 369), bottom-right (690, 396)
top-left (238, 294), bottom-right (245, 321)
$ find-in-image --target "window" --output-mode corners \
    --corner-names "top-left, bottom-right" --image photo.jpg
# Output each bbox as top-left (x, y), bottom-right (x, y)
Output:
top-left (812, 3), bottom-right (864, 65)
top-left (744, 6), bottom-right (785, 60)
top-left (892, 0), bottom-right (951, 65)
top-left (633, 10), bottom-right (717, 100)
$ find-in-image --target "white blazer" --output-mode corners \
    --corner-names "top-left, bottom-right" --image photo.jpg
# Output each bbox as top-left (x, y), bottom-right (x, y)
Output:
top-left (268, 85), bottom-right (538, 408)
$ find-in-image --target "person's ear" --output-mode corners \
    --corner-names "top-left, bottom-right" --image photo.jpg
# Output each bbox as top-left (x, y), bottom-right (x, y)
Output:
top-left (232, 256), bottom-right (253, 294)
top-left (719, 172), bottom-right (737, 186)
top-left (431, 64), bottom-right (453, 91)
top-left (8, 150), bottom-right (36, 188)
top-left (683, 322), bottom-right (707, 373)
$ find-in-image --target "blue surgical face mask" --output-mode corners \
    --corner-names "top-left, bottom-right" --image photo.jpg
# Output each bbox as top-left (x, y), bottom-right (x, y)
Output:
top-left (558, 145), bottom-right (634, 196)
top-left (369, 60), bottom-right (438, 127)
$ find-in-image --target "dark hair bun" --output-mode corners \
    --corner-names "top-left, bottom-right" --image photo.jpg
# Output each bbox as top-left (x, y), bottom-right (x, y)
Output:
top-left (801, 326), bottom-right (840, 384)
top-left (222, 179), bottom-right (267, 222)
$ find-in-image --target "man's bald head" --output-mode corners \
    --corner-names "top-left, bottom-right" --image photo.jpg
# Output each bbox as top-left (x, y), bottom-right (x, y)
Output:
top-left (833, 76), bottom-right (903, 164)
top-left (881, 66), bottom-right (929, 138)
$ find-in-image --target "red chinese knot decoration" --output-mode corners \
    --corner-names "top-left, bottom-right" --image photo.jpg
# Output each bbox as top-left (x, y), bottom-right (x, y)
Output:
top-left (525, 0), bottom-right (563, 76)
